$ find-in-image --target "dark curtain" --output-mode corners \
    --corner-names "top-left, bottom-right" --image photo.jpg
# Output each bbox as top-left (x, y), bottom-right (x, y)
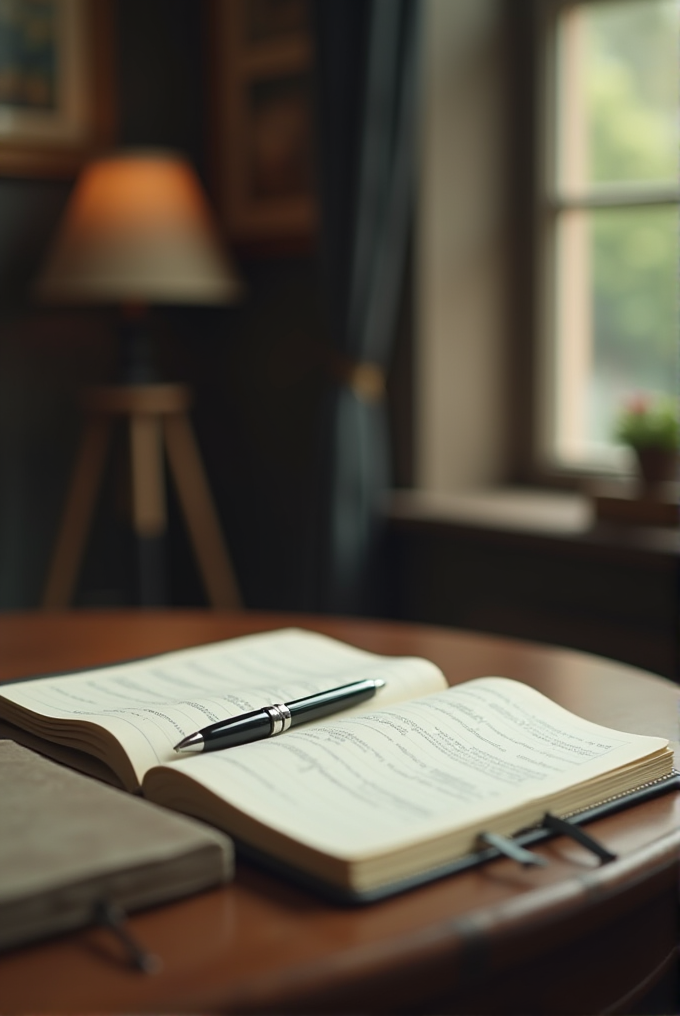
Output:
top-left (311, 0), bottom-right (420, 614)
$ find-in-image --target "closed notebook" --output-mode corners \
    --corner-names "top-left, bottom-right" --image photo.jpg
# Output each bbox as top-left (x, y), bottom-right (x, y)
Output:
top-left (0, 741), bottom-right (233, 950)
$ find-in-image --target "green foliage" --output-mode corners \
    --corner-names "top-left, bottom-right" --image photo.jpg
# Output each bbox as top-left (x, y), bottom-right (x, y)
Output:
top-left (592, 206), bottom-right (677, 381)
top-left (579, 0), bottom-right (679, 442)
top-left (614, 395), bottom-right (679, 450)
top-left (587, 0), bottom-right (678, 185)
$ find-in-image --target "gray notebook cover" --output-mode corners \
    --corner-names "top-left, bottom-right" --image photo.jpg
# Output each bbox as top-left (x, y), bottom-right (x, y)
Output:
top-left (0, 741), bottom-right (234, 950)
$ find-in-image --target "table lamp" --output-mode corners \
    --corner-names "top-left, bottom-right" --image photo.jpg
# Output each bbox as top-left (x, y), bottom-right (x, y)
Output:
top-left (36, 149), bottom-right (243, 609)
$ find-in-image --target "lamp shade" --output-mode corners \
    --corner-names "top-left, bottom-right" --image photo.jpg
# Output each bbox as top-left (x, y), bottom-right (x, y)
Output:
top-left (36, 149), bottom-right (242, 305)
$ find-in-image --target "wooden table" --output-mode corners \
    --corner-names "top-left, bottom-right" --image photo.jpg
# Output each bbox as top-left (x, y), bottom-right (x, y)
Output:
top-left (1, 610), bottom-right (678, 1015)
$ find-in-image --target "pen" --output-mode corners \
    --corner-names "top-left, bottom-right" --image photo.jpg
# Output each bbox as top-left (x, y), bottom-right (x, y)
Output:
top-left (173, 677), bottom-right (386, 753)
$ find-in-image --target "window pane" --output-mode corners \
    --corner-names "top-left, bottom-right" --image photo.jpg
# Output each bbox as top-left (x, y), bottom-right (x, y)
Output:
top-left (554, 205), bottom-right (678, 465)
top-left (558, 0), bottom-right (679, 191)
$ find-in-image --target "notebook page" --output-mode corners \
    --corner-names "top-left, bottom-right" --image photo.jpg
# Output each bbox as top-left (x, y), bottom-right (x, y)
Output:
top-left (152, 676), bottom-right (669, 862)
top-left (0, 629), bottom-right (446, 781)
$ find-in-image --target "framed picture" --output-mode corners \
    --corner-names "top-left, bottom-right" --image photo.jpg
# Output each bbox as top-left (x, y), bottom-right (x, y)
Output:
top-left (0, 0), bottom-right (115, 178)
top-left (209, 0), bottom-right (318, 253)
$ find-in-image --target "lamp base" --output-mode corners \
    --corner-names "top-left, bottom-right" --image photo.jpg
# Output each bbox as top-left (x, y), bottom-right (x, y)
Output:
top-left (42, 383), bottom-right (241, 609)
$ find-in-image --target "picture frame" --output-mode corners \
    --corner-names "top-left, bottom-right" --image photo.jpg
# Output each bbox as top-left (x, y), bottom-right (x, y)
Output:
top-left (209, 0), bottom-right (318, 253)
top-left (0, 0), bottom-right (115, 179)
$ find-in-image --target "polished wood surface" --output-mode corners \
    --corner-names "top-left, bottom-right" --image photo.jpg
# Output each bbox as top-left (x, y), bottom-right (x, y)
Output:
top-left (1, 610), bottom-right (678, 1015)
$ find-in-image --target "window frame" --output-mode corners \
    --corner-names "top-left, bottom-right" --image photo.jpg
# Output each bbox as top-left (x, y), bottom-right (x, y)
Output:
top-left (533, 0), bottom-right (680, 483)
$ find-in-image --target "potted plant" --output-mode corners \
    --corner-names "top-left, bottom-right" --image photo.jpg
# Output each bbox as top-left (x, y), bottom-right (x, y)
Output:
top-left (614, 394), bottom-right (679, 486)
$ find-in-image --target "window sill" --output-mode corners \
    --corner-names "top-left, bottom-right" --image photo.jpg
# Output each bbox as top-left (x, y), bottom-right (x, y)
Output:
top-left (387, 487), bottom-right (679, 556)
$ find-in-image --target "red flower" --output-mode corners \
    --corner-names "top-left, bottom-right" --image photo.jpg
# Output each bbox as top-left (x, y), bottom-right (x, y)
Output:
top-left (625, 394), bottom-right (649, 416)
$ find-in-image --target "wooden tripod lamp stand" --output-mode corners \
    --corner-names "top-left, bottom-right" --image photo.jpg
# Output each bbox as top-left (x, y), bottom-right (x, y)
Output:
top-left (36, 150), bottom-right (243, 608)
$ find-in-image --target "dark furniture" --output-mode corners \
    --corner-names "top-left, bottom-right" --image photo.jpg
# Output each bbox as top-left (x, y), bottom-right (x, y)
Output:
top-left (388, 489), bottom-right (679, 681)
top-left (0, 609), bottom-right (678, 1015)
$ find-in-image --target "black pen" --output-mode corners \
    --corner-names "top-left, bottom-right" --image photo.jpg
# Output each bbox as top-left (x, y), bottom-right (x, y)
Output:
top-left (173, 677), bottom-right (386, 753)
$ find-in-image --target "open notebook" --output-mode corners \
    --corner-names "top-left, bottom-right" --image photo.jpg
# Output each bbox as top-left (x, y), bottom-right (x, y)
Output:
top-left (0, 628), bottom-right (674, 901)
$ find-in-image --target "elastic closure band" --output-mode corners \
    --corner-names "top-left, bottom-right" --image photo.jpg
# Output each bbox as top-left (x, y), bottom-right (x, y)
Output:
top-left (542, 812), bottom-right (617, 864)
top-left (478, 831), bottom-right (548, 867)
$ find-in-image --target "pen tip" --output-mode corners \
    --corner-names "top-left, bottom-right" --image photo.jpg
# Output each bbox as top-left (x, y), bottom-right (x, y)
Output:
top-left (173, 733), bottom-right (205, 753)
top-left (375, 679), bottom-right (386, 689)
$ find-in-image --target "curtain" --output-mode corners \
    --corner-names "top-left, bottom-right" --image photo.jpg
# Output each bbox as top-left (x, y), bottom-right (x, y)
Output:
top-left (311, 0), bottom-right (420, 614)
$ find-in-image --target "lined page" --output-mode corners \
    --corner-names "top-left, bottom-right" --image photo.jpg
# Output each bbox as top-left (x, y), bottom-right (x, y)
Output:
top-left (0, 629), bottom-right (446, 781)
top-left (150, 676), bottom-right (670, 863)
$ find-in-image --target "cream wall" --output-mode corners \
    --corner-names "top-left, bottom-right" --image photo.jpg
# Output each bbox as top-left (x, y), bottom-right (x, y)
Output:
top-left (415, 0), bottom-right (510, 492)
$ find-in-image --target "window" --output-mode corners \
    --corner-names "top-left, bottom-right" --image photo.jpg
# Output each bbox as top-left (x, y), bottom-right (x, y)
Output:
top-left (540, 0), bottom-right (679, 474)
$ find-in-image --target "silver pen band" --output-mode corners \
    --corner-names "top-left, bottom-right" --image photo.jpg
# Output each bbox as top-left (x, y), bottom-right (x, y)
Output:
top-left (265, 703), bottom-right (292, 737)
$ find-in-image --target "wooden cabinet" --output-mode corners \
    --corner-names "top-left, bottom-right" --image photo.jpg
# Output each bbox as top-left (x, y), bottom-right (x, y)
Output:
top-left (386, 490), bottom-right (679, 681)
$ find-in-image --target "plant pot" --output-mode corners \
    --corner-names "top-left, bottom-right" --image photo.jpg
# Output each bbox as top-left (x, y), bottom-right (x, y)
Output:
top-left (634, 446), bottom-right (678, 488)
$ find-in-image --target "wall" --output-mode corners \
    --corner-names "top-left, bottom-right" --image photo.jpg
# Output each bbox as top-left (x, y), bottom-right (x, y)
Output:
top-left (415, 0), bottom-right (512, 492)
top-left (0, 0), bottom-right (325, 610)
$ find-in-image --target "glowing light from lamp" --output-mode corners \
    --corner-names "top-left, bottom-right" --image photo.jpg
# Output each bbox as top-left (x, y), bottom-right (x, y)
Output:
top-left (36, 149), bottom-right (242, 306)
